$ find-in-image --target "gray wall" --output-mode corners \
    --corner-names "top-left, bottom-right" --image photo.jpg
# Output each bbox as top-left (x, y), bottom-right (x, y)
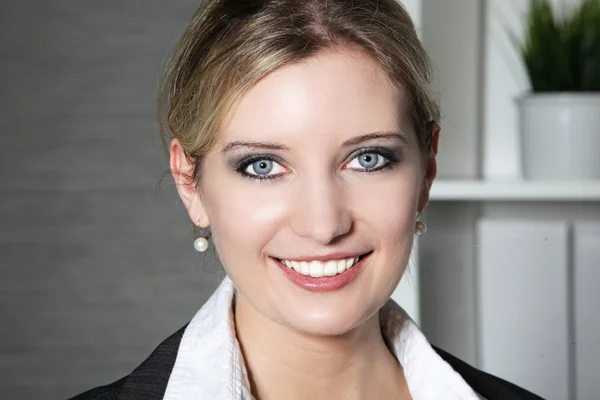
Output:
top-left (0, 2), bottom-right (223, 399)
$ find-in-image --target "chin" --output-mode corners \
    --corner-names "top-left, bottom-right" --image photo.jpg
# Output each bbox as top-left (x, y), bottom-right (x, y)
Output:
top-left (277, 298), bottom-right (382, 337)
top-left (288, 316), bottom-right (364, 337)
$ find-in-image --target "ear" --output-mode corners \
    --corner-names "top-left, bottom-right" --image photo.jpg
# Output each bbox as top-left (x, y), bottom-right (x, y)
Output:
top-left (169, 138), bottom-right (210, 227)
top-left (418, 123), bottom-right (440, 213)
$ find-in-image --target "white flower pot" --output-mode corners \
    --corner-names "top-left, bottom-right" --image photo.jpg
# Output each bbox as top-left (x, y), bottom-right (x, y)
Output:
top-left (518, 93), bottom-right (600, 179)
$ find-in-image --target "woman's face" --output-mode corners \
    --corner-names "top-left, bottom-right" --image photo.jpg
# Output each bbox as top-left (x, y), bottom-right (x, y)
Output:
top-left (173, 48), bottom-right (436, 336)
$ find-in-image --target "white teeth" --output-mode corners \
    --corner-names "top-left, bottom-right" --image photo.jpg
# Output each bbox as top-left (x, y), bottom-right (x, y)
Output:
top-left (300, 261), bottom-right (310, 275)
top-left (336, 260), bottom-right (346, 273)
top-left (323, 260), bottom-right (337, 276)
top-left (280, 255), bottom-right (364, 277)
top-left (309, 261), bottom-right (324, 277)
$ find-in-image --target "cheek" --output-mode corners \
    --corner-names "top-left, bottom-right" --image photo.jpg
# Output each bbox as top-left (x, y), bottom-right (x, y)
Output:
top-left (203, 179), bottom-right (288, 257)
top-left (356, 172), bottom-right (421, 293)
top-left (349, 171), bottom-right (421, 239)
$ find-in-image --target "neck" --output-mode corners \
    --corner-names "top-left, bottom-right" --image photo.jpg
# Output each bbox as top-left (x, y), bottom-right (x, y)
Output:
top-left (234, 294), bottom-right (411, 400)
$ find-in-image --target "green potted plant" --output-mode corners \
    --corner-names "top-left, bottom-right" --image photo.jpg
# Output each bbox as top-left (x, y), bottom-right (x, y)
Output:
top-left (518, 0), bottom-right (600, 179)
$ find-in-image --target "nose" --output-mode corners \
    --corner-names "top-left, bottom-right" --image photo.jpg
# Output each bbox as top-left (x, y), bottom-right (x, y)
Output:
top-left (289, 177), bottom-right (352, 245)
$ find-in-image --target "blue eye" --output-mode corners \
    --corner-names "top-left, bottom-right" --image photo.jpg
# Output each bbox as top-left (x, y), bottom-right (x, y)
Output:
top-left (358, 153), bottom-right (381, 169)
top-left (346, 152), bottom-right (389, 171)
top-left (241, 157), bottom-right (287, 179)
top-left (249, 160), bottom-right (273, 175)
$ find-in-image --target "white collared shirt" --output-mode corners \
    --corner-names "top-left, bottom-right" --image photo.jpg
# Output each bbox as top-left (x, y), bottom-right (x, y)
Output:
top-left (164, 276), bottom-right (484, 400)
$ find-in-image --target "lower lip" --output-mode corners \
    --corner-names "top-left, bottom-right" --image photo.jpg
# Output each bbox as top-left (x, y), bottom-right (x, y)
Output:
top-left (275, 254), bottom-right (370, 293)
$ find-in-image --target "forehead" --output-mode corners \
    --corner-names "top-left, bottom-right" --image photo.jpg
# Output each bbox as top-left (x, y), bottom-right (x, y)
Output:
top-left (220, 48), bottom-right (412, 146)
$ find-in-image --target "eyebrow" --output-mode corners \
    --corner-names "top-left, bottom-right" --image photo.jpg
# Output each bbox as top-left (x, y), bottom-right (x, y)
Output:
top-left (221, 131), bottom-right (407, 153)
top-left (222, 141), bottom-right (291, 153)
top-left (341, 131), bottom-right (408, 147)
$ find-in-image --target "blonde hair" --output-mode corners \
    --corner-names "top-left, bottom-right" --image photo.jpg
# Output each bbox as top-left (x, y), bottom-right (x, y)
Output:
top-left (158, 0), bottom-right (440, 181)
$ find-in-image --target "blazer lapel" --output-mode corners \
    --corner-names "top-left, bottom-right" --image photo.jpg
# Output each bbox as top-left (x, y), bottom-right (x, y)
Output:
top-left (117, 325), bottom-right (187, 400)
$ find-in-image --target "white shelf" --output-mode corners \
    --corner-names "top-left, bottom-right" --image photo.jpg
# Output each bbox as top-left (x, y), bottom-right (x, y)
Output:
top-left (430, 180), bottom-right (600, 202)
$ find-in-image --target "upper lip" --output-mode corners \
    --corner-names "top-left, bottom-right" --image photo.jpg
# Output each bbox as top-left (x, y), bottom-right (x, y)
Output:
top-left (274, 251), bottom-right (371, 262)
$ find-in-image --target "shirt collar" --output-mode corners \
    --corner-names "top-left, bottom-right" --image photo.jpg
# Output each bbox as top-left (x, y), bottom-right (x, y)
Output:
top-left (164, 276), bottom-right (482, 400)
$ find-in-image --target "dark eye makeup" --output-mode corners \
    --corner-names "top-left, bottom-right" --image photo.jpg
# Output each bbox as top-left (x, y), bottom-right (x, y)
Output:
top-left (345, 146), bottom-right (403, 173)
top-left (229, 146), bottom-right (404, 181)
top-left (230, 154), bottom-right (287, 181)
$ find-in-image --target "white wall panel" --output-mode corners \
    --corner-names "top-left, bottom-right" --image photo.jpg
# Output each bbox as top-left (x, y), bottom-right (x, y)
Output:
top-left (482, 0), bottom-right (529, 179)
top-left (477, 219), bottom-right (570, 399)
top-left (420, 203), bottom-right (480, 365)
top-left (573, 222), bottom-right (600, 399)
top-left (422, 0), bottom-right (482, 179)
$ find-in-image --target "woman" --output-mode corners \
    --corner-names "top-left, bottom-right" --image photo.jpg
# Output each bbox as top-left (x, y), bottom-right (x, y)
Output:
top-left (72, 0), bottom-right (544, 399)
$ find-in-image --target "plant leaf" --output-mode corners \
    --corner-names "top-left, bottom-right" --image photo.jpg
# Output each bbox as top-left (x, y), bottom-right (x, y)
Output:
top-left (518, 0), bottom-right (600, 92)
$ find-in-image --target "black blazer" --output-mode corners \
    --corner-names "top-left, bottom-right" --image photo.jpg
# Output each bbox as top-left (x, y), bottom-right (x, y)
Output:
top-left (71, 325), bottom-right (545, 400)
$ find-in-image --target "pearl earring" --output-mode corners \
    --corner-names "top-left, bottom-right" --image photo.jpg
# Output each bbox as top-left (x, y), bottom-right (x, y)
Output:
top-left (415, 220), bottom-right (427, 236)
top-left (194, 226), bottom-right (211, 252)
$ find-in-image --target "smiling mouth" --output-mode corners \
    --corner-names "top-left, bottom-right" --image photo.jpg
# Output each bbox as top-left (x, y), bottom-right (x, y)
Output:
top-left (273, 253), bottom-right (370, 278)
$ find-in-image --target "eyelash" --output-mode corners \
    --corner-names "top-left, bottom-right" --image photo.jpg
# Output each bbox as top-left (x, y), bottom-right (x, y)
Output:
top-left (347, 147), bottom-right (400, 173)
top-left (234, 147), bottom-right (402, 181)
top-left (234, 154), bottom-right (285, 181)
